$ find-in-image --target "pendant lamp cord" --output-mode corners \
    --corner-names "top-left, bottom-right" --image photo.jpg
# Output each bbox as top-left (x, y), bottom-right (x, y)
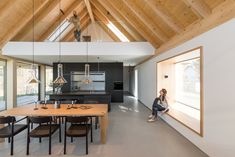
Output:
top-left (32, 0), bottom-right (36, 76)
top-left (86, 22), bottom-right (88, 63)
top-left (59, 0), bottom-right (61, 63)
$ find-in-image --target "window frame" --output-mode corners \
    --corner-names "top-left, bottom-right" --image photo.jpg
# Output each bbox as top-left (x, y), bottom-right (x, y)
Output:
top-left (156, 46), bottom-right (204, 136)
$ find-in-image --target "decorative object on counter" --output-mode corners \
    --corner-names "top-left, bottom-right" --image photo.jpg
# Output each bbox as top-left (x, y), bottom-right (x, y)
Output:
top-left (28, 0), bottom-right (40, 84)
top-left (33, 101), bottom-right (38, 110)
top-left (71, 100), bottom-right (78, 109)
top-left (53, 0), bottom-right (67, 86)
top-left (54, 101), bottom-right (60, 109)
top-left (41, 99), bottom-right (48, 109)
top-left (78, 105), bottom-right (93, 110)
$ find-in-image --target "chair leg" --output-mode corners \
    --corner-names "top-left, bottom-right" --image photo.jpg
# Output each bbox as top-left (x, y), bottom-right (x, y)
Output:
top-left (71, 137), bottom-right (73, 143)
top-left (64, 136), bottom-right (66, 154)
top-left (91, 119), bottom-right (93, 143)
top-left (86, 134), bottom-right (88, 154)
top-left (49, 135), bottom-right (51, 155)
top-left (8, 137), bottom-right (10, 143)
top-left (10, 136), bottom-right (14, 156)
top-left (59, 117), bottom-right (62, 143)
top-left (39, 137), bottom-right (42, 143)
top-left (31, 123), bottom-right (33, 129)
top-left (26, 136), bottom-right (29, 155)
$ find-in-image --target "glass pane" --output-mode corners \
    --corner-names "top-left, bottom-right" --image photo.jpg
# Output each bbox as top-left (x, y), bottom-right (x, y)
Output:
top-left (175, 58), bottom-right (200, 110)
top-left (46, 66), bottom-right (53, 97)
top-left (0, 60), bottom-right (6, 111)
top-left (17, 63), bottom-right (39, 106)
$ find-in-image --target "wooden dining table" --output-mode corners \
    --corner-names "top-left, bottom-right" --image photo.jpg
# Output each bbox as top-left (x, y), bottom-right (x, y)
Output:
top-left (0, 104), bottom-right (108, 144)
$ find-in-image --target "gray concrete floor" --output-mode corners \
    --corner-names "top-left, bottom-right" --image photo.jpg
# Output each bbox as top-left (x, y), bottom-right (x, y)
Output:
top-left (0, 95), bottom-right (208, 157)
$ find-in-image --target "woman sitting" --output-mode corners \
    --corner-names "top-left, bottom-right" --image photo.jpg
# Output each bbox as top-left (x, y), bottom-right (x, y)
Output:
top-left (148, 88), bottom-right (169, 122)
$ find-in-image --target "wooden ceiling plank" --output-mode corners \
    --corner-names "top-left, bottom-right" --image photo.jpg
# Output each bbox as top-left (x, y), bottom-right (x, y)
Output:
top-left (90, 0), bottom-right (135, 41)
top-left (96, 0), bottom-right (144, 41)
top-left (95, 15), bottom-right (121, 42)
top-left (122, 0), bottom-right (169, 43)
top-left (0, 0), bottom-right (49, 48)
top-left (156, 0), bottom-right (235, 55)
top-left (39, 0), bottom-right (83, 41)
top-left (14, 0), bottom-right (60, 41)
top-left (99, 0), bottom-right (160, 47)
top-left (84, 0), bottom-right (95, 22)
top-left (146, 0), bottom-right (184, 34)
top-left (182, 0), bottom-right (212, 18)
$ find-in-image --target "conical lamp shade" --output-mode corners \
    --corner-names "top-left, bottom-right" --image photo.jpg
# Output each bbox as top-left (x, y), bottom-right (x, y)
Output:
top-left (28, 74), bottom-right (40, 84)
top-left (53, 76), bottom-right (67, 84)
top-left (53, 63), bottom-right (67, 84)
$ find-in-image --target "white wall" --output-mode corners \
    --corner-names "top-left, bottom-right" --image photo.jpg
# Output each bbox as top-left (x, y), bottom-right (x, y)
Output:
top-left (81, 22), bottom-right (113, 42)
top-left (135, 19), bottom-right (235, 157)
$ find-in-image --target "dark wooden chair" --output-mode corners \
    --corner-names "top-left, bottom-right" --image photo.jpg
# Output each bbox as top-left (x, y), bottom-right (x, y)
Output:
top-left (64, 116), bottom-right (92, 155)
top-left (26, 116), bottom-right (61, 155)
top-left (0, 116), bottom-right (27, 155)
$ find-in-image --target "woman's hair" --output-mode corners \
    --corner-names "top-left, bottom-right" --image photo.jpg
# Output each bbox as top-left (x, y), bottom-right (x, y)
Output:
top-left (160, 88), bottom-right (167, 102)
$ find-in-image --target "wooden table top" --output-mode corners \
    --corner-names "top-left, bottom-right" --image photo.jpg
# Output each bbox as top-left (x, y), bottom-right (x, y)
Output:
top-left (0, 104), bottom-right (108, 117)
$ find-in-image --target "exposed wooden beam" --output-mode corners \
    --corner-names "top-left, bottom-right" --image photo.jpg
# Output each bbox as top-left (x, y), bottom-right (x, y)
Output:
top-left (62, 14), bottom-right (90, 41)
top-left (156, 0), bottom-right (235, 55)
top-left (96, 0), bottom-right (144, 41)
top-left (145, 0), bottom-right (184, 34)
top-left (0, 1), bottom-right (16, 18)
top-left (0, 0), bottom-right (49, 48)
top-left (122, 0), bottom-right (169, 43)
top-left (95, 15), bottom-right (121, 42)
top-left (182, 0), bottom-right (212, 18)
top-left (99, 0), bottom-right (160, 47)
top-left (38, 0), bottom-right (83, 41)
top-left (90, 0), bottom-right (135, 41)
top-left (84, 0), bottom-right (95, 22)
top-left (13, 0), bottom-right (60, 41)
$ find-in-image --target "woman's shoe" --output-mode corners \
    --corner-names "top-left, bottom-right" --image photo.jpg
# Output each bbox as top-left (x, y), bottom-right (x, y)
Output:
top-left (147, 116), bottom-right (156, 122)
top-left (148, 114), bottom-right (154, 119)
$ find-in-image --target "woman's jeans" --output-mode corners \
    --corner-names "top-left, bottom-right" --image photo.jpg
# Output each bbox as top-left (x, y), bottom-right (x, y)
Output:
top-left (152, 98), bottom-right (165, 116)
top-left (74, 29), bottom-right (81, 41)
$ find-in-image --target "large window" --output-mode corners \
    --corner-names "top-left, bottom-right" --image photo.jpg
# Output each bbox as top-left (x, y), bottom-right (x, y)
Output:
top-left (0, 60), bottom-right (6, 111)
top-left (17, 62), bottom-right (39, 106)
top-left (157, 47), bottom-right (203, 136)
top-left (45, 66), bottom-right (53, 97)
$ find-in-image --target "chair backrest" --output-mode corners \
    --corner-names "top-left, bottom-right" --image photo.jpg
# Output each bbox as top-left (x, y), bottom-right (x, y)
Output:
top-left (66, 117), bottom-right (88, 123)
top-left (0, 116), bottom-right (16, 124)
top-left (29, 116), bottom-right (52, 124)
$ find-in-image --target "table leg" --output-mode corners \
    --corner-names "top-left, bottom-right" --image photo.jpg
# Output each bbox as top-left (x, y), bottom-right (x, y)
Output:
top-left (100, 113), bottom-right (108, 144)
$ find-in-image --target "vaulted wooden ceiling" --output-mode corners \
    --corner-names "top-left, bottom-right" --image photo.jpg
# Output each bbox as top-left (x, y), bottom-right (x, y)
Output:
top-left (0, 0), bottom-right (235, 55)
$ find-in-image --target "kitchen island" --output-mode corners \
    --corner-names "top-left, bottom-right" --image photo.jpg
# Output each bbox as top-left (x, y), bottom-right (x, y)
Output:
top-left (49, 91), bottom-right (111, 111)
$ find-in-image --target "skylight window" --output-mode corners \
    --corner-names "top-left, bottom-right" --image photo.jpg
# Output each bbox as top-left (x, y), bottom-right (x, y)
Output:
top-left (47, 20), bottom-right (71, 42)
top-left (107, 22), bottom-right (129, 42)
